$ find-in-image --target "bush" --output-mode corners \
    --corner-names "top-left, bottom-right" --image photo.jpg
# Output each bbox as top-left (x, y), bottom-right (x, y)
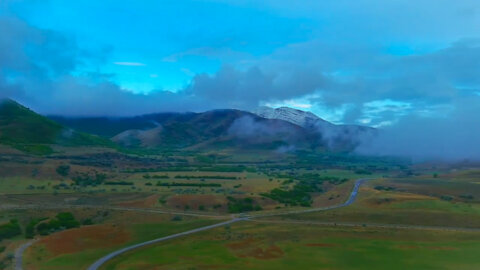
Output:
top-left (82, 219), bottom-right (93, 225)
top-left (261, 181), bottom-right (321, 207)
top-left (227, 197), bottom-right (262, 213)
top-left (72, 171), bottom-right (106, 186)
top-left (460, 194), bottom-right (474, 200)
top-left (56, 164), bottom-right (70, 177)
top-left (374, 186), bottom-right (396, 191)
top-left (104, 181), bottom-right (133, 185)
top-left (0, 219), bottom-right (22, 241)
top-left (440, 195), bottom-right (454, 201)
top-left (156, 182), bottom-right (221, 187)
top-left (36, 212), bottom-right (80, 235)
top-left (171, 215), bottom-right (182, 221)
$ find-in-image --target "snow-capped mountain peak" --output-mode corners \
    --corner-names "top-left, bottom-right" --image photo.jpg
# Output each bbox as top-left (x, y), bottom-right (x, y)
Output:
top-left (253, 106), bottom-right (331, 129)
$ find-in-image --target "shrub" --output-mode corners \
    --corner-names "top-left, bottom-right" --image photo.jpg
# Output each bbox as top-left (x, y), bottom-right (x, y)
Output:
top-left (56, 164), bottom-right (70, 177)
top-left (0, 220), bottom-right (22, 241)
top-left (227, 197), bottom-right (262, 213)
top-left (36, 212), bottom-right (80, 235)
top-left (171, 215), bottom-right (182, 221)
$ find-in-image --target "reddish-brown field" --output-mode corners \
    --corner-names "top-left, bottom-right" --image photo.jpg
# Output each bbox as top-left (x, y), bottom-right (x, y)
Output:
top-left (39, 224), bottom-right (130, 256)
top-left (166, 194), bottom-right (226, 210)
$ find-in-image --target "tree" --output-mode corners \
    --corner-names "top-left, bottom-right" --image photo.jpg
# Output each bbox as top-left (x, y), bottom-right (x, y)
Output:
top-left (56, 164), bottom-right (70, 177)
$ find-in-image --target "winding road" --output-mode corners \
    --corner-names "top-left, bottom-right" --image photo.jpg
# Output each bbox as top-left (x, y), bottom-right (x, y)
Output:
top-left (84, 178), bottom-right (371, 270)
top-left (14, 240), bottom-right (35, 270)
top-left (251, 178), bottom-right (370, 218)
top-left (15, 178), bottom-right (370, 270)
top-left (18, 177), bottom-right (480, 269)
top-left (87, 218), bottom-right (246, 270)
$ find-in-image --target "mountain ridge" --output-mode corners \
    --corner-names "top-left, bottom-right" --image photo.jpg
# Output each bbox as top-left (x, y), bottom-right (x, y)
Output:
top-left (1, 99), bottom-right (375, 153)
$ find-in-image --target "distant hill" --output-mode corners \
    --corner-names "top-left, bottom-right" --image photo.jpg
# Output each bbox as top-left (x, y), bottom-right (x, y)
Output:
top-left (1, 99), bottom-right (375, 154)
top-left (0, 99), bottom-right (63, 145)
top-left (253, 106), bottom-right (376, 150)
top-left (46, 104), bottom-right (377, 152)
top-left (111, 110), bottom-right (317, 150)
top-left (0, 99), bottom-right (113, 154)
top-left (49, 115), bottom-right (159, 138)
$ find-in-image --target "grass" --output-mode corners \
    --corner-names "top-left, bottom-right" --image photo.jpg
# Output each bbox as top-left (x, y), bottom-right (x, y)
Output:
top-left (0, 99), bottom-right (114, 154)
top-left (277, 185), bottom-right (480, 228)
top-left (23, 214), bottom-right (219, 270)
top-left (101, 221), bottom-right (480, 270)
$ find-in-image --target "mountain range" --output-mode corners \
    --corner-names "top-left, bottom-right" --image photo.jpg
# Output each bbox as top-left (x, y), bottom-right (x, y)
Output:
top-left (1, 99), bottom-right (375, 153)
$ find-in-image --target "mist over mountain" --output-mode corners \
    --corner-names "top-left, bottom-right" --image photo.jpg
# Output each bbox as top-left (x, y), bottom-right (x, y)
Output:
top-left (252, 106), bottom-right (377, 150)
top-left (3, 97), bottom-right (480, 162)
top-left (48, 105), bottom-right (374, 152)
top-left (355, 99), bottom-right (480, 162)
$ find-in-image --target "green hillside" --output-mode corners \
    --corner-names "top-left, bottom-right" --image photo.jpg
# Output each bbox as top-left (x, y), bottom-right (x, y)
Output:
top-left (0, 99), bottom-right (114, 154)
top-left (0, 99), bottom-right (63, 144)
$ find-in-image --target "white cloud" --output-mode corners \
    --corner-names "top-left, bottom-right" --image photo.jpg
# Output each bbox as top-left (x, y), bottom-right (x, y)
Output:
top-left (113, 62), bottom-right (146, 66)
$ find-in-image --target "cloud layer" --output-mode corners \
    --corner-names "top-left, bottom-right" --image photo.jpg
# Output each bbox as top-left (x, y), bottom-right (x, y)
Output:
top-left (2, 1), bottom-right (480, 161)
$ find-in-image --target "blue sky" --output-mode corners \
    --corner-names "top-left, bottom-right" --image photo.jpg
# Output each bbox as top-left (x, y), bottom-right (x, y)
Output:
top-left (1, 0), bottom-right (480, 129)
top-left (8, 0), bottom-right (313, 91)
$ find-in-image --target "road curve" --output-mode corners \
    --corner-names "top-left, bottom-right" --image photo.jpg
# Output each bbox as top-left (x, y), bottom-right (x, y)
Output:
top-left (14, 240), bottom-right (35, 270)
top-left (87, 218), bottom-right (247, 270)
top-left (252, 178), bottom-right (370, 218)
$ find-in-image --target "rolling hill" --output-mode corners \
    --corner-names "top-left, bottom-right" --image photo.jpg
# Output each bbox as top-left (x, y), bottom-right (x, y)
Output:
top-left (0, 99), bottom-right (113, 154)
top-left (1, 99), bottom-right (375, 153)
top-left (52, 107), bottom-right (374, 151)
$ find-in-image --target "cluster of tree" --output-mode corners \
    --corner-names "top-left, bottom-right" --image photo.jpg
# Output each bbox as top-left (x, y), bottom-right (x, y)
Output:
top-left (227, 196), bottom-right (262, 213)
top-left (295, 173), bottom-right (348, 185)
top-left (104, 181), bottom-right (133, 186)
top-left (36, 212), bottom-right (80, 235)
top-left (262, 182), bottom-right (322, 207)
top-left (56, 164), bottom-right (71, 177)
top-left (156, 182), bottom-right (221, 187)
top-left (25, 218), bottom-right (48, 239)
top-left (72, 171), bottom-right (107, 186)
top-left (460, 194), bottom-right (474, 200)
top-left (199, 165), bottom-right (255, 173)
top-left (174, 175), bottom-right (237, 180)
top-left (0, 219), bottom-right (22, 241)
top-left (374, 186), bottom-right (396, 191)
top-left (123, 167), bottom-right (194, 173)
top-left (195, 155), bottom-right (216, 164)
top-left (143, 174), bottom-right (169, 179)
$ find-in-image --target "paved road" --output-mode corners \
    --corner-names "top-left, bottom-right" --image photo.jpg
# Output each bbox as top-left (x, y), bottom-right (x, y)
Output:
top-left (87, 218), bottom-right (247, 270)
top-left (252, 178), bottom-right (370, 218)
top-left (85, 178), bottom-right (371, 270)
top-left (14, 240), bottom-right (35, 270)
top-left (12, 178), bottom-right (371, 270)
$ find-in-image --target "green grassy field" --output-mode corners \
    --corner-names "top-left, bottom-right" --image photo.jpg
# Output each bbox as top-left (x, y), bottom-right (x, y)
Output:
top-left (276, 184), bottom-right (480, 228)
top-left (101, 221), bottom-right (480, 270)
top-left (23, 211), bottom-right (219, 270)
top-left (2, 136), bottom-right (479, 270)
